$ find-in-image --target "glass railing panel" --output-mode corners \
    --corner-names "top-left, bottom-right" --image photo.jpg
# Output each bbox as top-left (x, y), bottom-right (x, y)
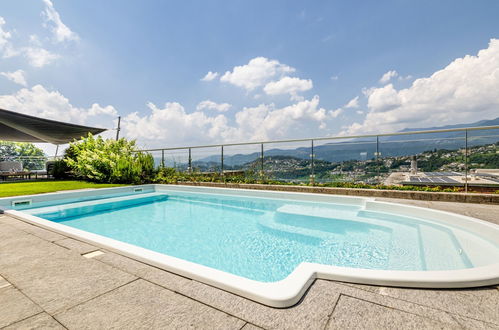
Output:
top-left (222, 144), bottom-right (262, 181)
top-left (313, 137), bottom-right (377, 184)
top-left (159, 149), bottom-right (190, 172)
top-left (378, 131), bottom-right (466, 188)
top-left (467, 127), bottom-right (499, 192)
top-left (190, 146), bottom-right (222, 174)
top-left (148, 150), bottom-right (163, 169)
top-left (262, 141), bottom-right (312, 184)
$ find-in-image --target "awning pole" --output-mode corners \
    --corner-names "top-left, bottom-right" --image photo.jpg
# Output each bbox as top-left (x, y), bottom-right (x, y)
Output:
top-left (116, 116), bottom-right (121, 140)
top-left (55, 144), bottom-right (59, 158)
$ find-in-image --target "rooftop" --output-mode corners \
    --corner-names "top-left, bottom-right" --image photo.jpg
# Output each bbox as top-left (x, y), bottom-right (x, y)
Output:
top-left (1, 197), bottom-right (498, 329)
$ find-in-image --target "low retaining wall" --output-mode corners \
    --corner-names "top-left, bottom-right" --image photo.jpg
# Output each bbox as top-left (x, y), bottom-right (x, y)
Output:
top-left (178, 182), bottom-right (499, 205)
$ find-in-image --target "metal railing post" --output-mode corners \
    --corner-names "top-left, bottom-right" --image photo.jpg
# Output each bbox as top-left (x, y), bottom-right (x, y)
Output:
top-left (161, 149), bottom-right (165, 168)
top-left (221, 145), bottom-right (224, 176)
top-left (310, 140), bottom-right (315, 185)
top-left (376, 135), bottom-right (380, 184)
top-left (260, 143), bottom-right (264, 178)
top-left (465, 130), bottom-right (468, 193)
top-left (188, 148), bottom-right (192, 173)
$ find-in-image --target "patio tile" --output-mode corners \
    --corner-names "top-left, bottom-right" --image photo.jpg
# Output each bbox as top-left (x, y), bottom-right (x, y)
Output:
top-left (3, 312), bottom-right (65, 330)
top-left (55, 279), bottom-right (245, 330)
top-left (375, 286), bottom-right (499, 325)
top-left (94, 251), bottom-right (192, 293)
top-left (327, 282), bottom-right (497, 327)
top-left (450, 314), bottom-right (499, 330)
top-left (1, 218), bottom-right (65, 242)
top-left (337, 281), bottom-right (380, 294)
top-left (241, 323), bottom-right (265, 330)
top-left (326, 295), bottom-right (456, 329)
top-left (177, 279), bottom-right (340, 330)
top-left (0, 226), bottom-right (136, 314)
top-left (0, 286), bottom-right (42, 328)
top-left (54, 237), bottom-right (98, 254)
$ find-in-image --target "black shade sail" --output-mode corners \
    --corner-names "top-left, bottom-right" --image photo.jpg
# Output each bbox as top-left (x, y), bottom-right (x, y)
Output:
top-left (0, 108), bottom-right (106, 144)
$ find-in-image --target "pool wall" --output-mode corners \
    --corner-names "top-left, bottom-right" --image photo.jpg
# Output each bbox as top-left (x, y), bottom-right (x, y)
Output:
top-left (2, 184), bottom-right (499, 308)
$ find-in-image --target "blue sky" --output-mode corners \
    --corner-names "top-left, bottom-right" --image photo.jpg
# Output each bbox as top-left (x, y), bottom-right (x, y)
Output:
top-left (1, 0), bottom-right (498, 151)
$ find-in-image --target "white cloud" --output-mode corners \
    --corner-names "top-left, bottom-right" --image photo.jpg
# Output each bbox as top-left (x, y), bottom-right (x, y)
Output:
top-left (263, 76), bottom-right (313, 101)
top-left (343, 39), bottom-right (499, 135)
top-left (0, 16), bottom-right (18, 58)
top-left (87, 103), bottom-right (118, 117)
top-left (122, 96), bottom-right (332, 147)
top-left (0, 17), bottom-right (11, 50)
top-left (122, 102), bottom-right (234, 145)
top-left (366, 84), bottom-right (401, 112)
top-left (0, 17), bottom-right (59, 67)
top-left (379, 70), bottom-right (398, 84)
top-left (42, 0), bottom-right (79, 43)
top-left (234, 96), bottom-right (327, 141)
top-left (29, 34), bottom-right (42, 46)
top-left (1, 69), bottom-right (27, 86)
top-left (398, 74), bottom-right (413, 81)
top-left (201, 71), bottom-right (219, 81)
top-left (220, 57), bottom-right (295, 91)
top-left (344, 96), bottom-right (359, 109)
top-left (328, 108), bottom-right (343, 118)
top-left (330, 75), bottom-right (339, 81)
top-left (196, 100), bottom-right (231, 112)
top-left (23, 47), bottom-right (60, 68)
top-left (0, 84), bottom-right (116, 126)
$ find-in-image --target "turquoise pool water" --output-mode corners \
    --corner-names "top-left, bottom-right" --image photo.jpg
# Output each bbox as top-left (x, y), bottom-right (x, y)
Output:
top-left (26, 191), bottom-right (475, 282)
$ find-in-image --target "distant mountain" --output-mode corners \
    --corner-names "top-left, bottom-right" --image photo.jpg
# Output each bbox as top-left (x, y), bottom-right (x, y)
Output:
top-left (399, 117), bottom-right (499, 133)
top-left (199, 117), bottom-right (499, 166)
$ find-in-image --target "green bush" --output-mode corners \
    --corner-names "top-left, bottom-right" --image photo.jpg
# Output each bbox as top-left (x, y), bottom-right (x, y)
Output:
top-left (50, 160), bottom-right (71, 179)
top-left (64, 134), bottom-right (155, 184)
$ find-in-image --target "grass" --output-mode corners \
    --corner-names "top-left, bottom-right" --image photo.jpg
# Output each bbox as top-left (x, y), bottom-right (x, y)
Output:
top-left (0, 180), bottom-right (127, 198)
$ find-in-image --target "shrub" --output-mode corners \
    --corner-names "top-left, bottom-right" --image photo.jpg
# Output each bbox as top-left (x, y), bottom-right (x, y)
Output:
top-left (50, 160), bottom-right (72, 179)
top-left (64, 134), bottom-right (155, 184)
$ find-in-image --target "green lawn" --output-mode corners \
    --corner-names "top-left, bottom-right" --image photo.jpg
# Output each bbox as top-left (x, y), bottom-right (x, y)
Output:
top-left (0, 180), bottom-right (127, 198)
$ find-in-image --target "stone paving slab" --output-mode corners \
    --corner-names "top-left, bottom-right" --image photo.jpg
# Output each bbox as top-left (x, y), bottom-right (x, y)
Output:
top-left (326, 295), bottom-right (456, 330)
top-left (0, 286), bottom-right (42, 328)
top-left (53, 237), bottom-right (98, 255)
top-left (0, 224), bottom-right (136, 314)
top-left (54, 279), bottom-right (245, 330)
top-left (0, 216), bottom-right (66, 242)
top-left (375, 286), bottom-right (499, 325)
top-left (3, 312), bottom-right (66, 330)
top-left (323, 281), bottom-right (498, 329)
top-left (94, 251), bottom-right (193, 293)
top-left (94, 251), bottom-right (342, 329)
top-left (241, 323), bottom-right (265, 330)
top-left (176, 279), bottom-right (340, 330)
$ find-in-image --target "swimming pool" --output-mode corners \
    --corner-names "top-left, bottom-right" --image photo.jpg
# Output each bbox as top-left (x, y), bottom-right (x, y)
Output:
top-left (2, 185), bottom-right (499, 307)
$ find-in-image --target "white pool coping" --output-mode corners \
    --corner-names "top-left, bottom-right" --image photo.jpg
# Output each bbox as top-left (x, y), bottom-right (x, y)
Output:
top-left (2, 184), bottom-right (499, 308)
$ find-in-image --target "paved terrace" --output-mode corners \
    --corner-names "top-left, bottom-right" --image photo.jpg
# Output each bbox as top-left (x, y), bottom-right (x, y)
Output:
top-left (1, 198), bottom-right (498, 329)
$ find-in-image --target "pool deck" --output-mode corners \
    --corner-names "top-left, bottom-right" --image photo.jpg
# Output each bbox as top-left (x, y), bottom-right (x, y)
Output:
top-left (1, 198), bottom-right (498, 329)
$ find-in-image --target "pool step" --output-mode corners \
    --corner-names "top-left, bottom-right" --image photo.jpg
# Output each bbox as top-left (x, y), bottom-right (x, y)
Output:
top-left (417, 224), bottom-right (471, 270)
top-left (358, 210), bottom-right (424, 270)
top-left (26, 192), bottom-right (168, 220)
top-left (276, 204), bottom-right (360, 220)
